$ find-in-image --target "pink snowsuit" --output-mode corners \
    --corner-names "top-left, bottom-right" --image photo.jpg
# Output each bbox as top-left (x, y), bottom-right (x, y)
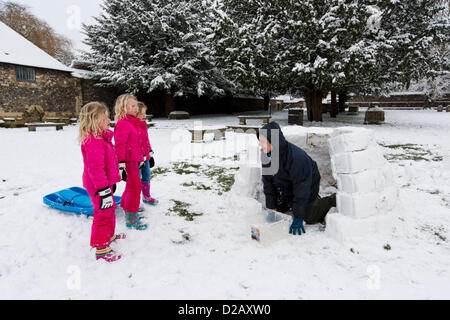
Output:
top-left (139, 121), bottom-right (152, 158)
top-left (81, 130), bottom-right (121, 248)
top-left (114, 115), bottom-right (144, 213)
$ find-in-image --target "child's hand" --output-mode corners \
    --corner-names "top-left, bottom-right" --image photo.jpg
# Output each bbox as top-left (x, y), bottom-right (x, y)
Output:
top-left (139, 155), bottom-right (146, 169)
top-left (98, 187), bottom-right (114, 210)
top-left (149, 151), bottom-right (155, 168)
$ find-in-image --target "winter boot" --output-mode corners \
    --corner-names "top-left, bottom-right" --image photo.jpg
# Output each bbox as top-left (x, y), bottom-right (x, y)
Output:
top-left (96, 246), bottom-right (121, 262)
top-left (142, 182), bottom-right (158, 205)
top-left (110, 233), bottom-right (127, 243)
top-left (125, 212), bottom-right (148, 230)
top-left (143, 196), bottom-right (159, 205)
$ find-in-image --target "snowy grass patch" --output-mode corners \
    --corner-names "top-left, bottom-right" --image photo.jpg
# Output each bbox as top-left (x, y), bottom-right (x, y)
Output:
top-left (380, 143), bottom-right (443, 162)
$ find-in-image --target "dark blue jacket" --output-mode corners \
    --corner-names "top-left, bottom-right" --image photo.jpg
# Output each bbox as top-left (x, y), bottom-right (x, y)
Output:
top-left (258, 122), bottom-right (321, 219)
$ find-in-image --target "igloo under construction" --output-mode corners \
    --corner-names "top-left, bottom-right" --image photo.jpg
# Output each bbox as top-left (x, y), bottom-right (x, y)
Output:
top-left (230, 125), bottom-right (399, 244)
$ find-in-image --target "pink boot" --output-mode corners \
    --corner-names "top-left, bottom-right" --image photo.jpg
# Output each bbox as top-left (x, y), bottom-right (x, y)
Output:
top-left (110, 233), bottom-right (127, 243)
top-left (96, 246), bottom-right (122, 262)
top-left (142, 182), bottom-right (158, 205)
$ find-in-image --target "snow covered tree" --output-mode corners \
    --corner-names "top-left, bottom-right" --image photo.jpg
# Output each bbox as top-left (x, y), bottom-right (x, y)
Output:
top-left (208, 0), bottom-right (284, 110)
top-left (0, 1), bottom-right (74, 66)
top-left (82, 0), bottom-right (231, 111)
top-left (264, 0), bottom-right (449, 121)
top-left (210, 0), bottom-right (381, 120)
top-left (366, 0), bottom-right (449, 95)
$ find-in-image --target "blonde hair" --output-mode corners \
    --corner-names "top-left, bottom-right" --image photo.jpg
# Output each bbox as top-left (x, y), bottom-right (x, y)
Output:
top-left (78, 102), bottom-right (109, 144)
top-left (114, 93), bottom-right (137, 122)
top-left (137, 101), bottom-right (147, 119)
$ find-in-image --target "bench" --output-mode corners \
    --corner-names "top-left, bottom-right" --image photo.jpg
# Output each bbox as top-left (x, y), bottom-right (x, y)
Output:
top-left (25, 122), bottom-right (66, 132)
top-left (237, 115), bottom-right (271, 125)
top-left (187, 126), bottom-right (227, 143)
top-left (364, 108), bottom-right (385, 125)
top-left (3, 117), bottom-right (25, 128)
top-left (45, 117), bottom-right (70, 125)
top-left (169, 111), bottom-right (190, 120)
top-left (227, 125), bottom-right (260, 134)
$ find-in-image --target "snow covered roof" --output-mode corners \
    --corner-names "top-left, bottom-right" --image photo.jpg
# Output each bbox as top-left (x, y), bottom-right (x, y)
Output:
top-left (0, 21), bottom-right (72, 73)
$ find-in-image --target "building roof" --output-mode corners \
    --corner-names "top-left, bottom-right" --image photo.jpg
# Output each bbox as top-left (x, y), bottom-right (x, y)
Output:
top-left (0, 21), bottom-right (72, 72)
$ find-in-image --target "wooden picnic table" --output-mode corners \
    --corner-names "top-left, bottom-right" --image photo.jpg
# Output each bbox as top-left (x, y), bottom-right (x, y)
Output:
top-left (187, 126), bottom-right (227, 143)
top-left (25, 122), bottom-right (66, 131)
top-left (237, 115), bottom-right (271, 125)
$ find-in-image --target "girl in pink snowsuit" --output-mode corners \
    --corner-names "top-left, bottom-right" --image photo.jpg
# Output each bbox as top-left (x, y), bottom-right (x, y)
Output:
top-left (79, 102), bottom-right (125, 262)
top-left (114, 94), bottom-right (148, 230)
top-left (137, 102), bottom-right (158, 205)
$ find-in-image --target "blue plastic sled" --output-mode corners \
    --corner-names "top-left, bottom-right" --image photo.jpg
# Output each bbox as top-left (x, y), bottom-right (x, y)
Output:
top-left (43, 187), bottom-right (121, 216)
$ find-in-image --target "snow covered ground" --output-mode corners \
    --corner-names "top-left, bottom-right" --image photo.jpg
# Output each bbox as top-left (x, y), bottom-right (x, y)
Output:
top-left (1, 109), bottom-right (450, 299)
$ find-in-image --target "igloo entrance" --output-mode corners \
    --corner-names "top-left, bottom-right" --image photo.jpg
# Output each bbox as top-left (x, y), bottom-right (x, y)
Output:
top-left (230, 126), bottom-right (399, 244)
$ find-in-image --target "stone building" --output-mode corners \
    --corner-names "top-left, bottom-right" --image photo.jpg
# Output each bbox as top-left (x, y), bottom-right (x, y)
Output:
top-left (0, 21), bottom-right (82, 118)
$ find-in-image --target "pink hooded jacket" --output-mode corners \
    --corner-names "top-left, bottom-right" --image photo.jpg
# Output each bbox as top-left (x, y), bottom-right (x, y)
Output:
top-left (139, 121), bottom-right (152, 159)
top-left (81, 130), bottom-right (121, 194)
top-left (114, 115), bottom-right (144, 163)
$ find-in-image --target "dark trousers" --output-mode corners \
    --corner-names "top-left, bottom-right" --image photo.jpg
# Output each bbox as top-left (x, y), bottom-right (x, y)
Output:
top-left (278, 180), bottom-right (336, 224)
top-left (304, 181), bottom-right (336, 224)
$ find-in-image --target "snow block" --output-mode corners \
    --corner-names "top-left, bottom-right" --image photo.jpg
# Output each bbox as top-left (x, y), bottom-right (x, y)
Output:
top-left (306, 128), bottom-right (334, 147)
top-left (230, 163), bottom-right (262, 199)
top-left (283, 126), bottom-right (308, 148)
top-left (336, 165), bottom-right (395, 194)
top-left (337, 185), bottom-right (398, 218)
top-left (331, 146), bottom-right (387, 175)
top-left (328, 127), bottom-right (375, 155)
top-left (325, 212), bottom-right (395, 243)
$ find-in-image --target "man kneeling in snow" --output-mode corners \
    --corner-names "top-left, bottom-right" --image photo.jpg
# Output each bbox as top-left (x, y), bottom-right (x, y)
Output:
top-left (257, 122), bottom-right (336, 235)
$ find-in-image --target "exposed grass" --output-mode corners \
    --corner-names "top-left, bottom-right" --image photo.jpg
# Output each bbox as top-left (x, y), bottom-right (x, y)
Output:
top-left (172, 230), bottom-right (192, 245)
top-left (150, 167), bottom-right (170, 179)
top-left (151, 154), bottom-right (240, 195)
top-left (168, 199), bottom-right (203, 221)
top-left (419, 224), bottom-right (448, 243)
top-left (181, 181), bottom-right (212, 191)
top-left (380, 143), bottom-right (443, 162)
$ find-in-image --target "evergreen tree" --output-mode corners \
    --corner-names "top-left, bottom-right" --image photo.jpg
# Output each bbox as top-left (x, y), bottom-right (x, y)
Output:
top-left (82, 0), bottom-right (230, 100)
top-left (208, 0), bottom-right (284, 110)
top-left (370, 0), bottom-right (449, 94)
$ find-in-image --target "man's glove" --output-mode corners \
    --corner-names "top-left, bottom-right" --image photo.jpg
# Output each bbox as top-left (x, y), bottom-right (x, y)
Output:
top-left (119, 162), bottom-right (127, 181)
top-left (289, 217), bottom-right (306, 235)
top-left (149, 150), bottom-right (155, 168)
top-left (97, 187), bottom-right (114, 210)
top-left (112, 183), bottom-right (117, 194)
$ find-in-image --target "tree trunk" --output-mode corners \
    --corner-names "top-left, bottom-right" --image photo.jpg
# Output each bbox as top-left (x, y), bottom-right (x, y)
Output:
top-left (164, 88), bottom-right (175, 116)
top-left (330, 89), bottom-right (337, 118)
top-left (263, 93), bottom-right (271, 114)
top-left (338, 91), bottom-right (347, 113)
top-left (306, 89), bottom-right (313, 121)
top-left (306, 87), bottom-right (323, 122)
top-left (313, 89), bottom-right (323, 122)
